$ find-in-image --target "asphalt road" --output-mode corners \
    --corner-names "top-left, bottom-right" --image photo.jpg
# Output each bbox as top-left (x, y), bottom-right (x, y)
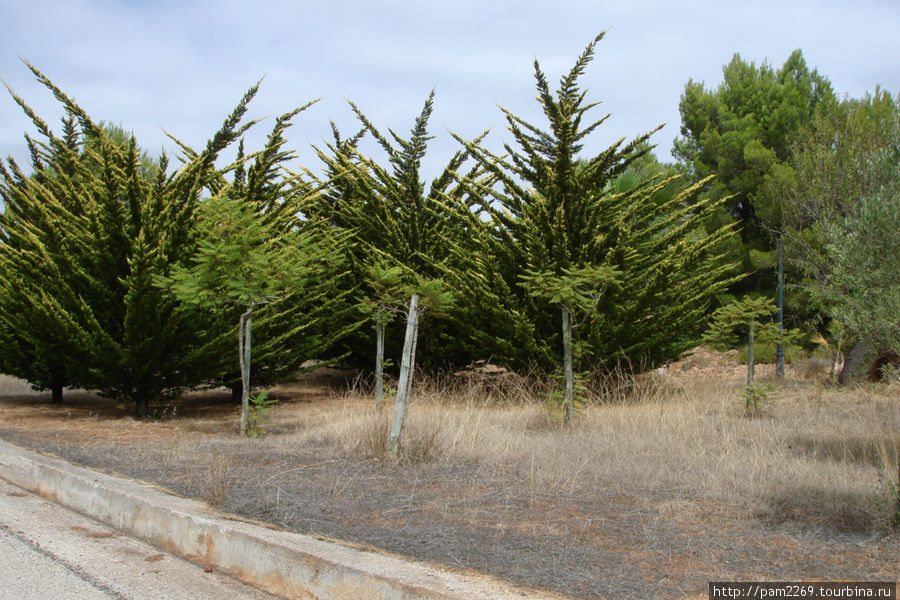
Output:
top-left (0, 478), bottom-right (280, 600)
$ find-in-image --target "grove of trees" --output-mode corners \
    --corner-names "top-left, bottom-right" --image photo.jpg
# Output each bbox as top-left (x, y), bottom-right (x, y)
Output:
top-left (1, 35), bottom-right (896, 436)
top-left (675, 49), bottom-right (899, 380)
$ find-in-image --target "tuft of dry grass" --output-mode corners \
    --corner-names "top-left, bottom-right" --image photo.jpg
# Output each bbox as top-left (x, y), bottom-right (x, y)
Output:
top-left (200, 446), bottom-right (230, 506)
top-left (0, 375), bottom-right (42, 396)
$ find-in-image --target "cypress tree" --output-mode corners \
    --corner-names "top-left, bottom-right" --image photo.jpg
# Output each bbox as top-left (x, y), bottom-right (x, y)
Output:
top-left (311, 91), bottom-right (486, 370)
top-left (0, 64), bottom-right (260, 416)
top-left (454, 33), bottom-right (738, 375)
top-left (159, 105), bottom-right (357, 432)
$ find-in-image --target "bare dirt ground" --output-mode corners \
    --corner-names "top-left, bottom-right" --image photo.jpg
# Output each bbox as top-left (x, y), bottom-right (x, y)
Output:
top-left (0, 353), bottom-right (897, 600)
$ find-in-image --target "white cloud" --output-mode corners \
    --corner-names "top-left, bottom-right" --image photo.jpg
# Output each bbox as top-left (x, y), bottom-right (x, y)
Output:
top-left (2, 0), bottom-right (899, 175)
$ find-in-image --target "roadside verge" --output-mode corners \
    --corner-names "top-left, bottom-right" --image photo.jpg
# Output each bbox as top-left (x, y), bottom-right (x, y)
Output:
top-left (0, 438), bottom-right (558, 600)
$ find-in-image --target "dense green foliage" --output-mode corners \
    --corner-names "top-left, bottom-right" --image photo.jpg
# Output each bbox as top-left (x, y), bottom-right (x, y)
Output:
top-left (157, 139), bottom-right (349, 433)
top-left (0, 65), bottom-right (262, 415)
top-left (758, 91), bottom-right (899, 337)
top-left (673, 50), bottom-right (835, 300)
top-left (310, 92), bottom-right (485, 370)
top-left (673, 50), bottom-right (900, 379)
top-left (0, 69), bottom-right (349, 416)
top-left (170, 108), bottom-right (357, 395)
top-left (5, 32), bottom-right (893, 420)
top-left (819, 130), bottom-right (900, 356)
top-left (759, 89), bottom-right (898, 234)
top-left (456, 33), bottom-right (737, 371)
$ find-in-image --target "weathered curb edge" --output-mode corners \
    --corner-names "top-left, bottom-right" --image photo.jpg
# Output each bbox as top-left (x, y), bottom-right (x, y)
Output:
top-left (0, 438), bottom-right (555, 600)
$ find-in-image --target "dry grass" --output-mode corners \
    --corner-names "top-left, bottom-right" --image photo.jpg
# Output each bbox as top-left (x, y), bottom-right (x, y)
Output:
top-left (258, 370), bottom-right (899, 532)
top-left (1, 360), bottom-right (898, 599)
top-left (0, 374), bottom-right (45, 396)
top-left (199, 445), bottom-right (231, 506)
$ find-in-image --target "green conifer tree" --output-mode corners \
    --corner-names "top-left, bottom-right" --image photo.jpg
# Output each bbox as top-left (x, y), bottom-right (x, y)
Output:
top-left (454, 33), bottom-right (737, 377)
top-left (311, 91), bottom-right (487, 370)
top-left (172, 107), bottom-right (358, 401)
top-left (0, 64), bottom-right (260, 416)
top-left (673, 50), bottom-right (836, 302)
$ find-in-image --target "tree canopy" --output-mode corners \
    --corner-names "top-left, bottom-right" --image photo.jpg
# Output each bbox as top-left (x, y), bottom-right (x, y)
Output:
top-left (674, 50), bottom-right (834, 230)
top-left (311, 91), bottom-right (486, 370)
top-left (0, 65), bottom-right (262, 415)
top-left (758, 89), bottom-right (899, 296)
top-left (673, 50), bottom-right (836, 304)
top-left (456, 33), bottom-right (737, 373)
top-left (818, 121), bottom-right (900, 357)
top-left (8, 35), bottom-right (860, 418)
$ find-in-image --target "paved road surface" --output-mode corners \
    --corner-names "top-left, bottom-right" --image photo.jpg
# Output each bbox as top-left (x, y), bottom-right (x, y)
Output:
top-left (0, 477), bottom-right (280, 600)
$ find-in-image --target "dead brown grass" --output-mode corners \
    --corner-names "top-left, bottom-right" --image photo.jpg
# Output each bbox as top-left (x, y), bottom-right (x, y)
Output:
top-left (285, 369), bottom-right (899, 531)
top-left (0, 361), bottom-right (897, 599)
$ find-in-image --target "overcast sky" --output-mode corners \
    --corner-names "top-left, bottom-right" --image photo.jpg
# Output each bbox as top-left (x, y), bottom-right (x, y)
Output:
top-left (2, 0), bottom-right (899, 179)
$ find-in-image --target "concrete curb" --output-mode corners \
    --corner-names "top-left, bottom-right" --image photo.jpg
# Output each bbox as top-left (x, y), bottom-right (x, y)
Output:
top-left (0, 438), bottom-right (555, 599)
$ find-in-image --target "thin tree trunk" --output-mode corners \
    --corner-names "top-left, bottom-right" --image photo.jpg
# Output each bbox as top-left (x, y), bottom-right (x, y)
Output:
top-left (239, 307), bottom-right (253, 436)
top-left (561, 306), bottom-right (574, 428)
top-left (747, 320), bottom-right (755, 388)
top-left (838, 337), bottom-right (867, 385)
top-left (244, 310), bottom-right (252, 431)
top-left (402, 306), bottom-right (420, 425)
top-left (389, 295), bottom-right (418, 457)
top-left (135, 397), bottom-right (149, 419)
top-left (776, 235), bottom-right (785, 378)
top-left (50, 381), bottom-right (63, 404)
top-left (375, 320), bottom-right (385, 411)
top-left (830, 351), bottom-right (844, 381)
top-left (896, 456), bottom-right (900, 523)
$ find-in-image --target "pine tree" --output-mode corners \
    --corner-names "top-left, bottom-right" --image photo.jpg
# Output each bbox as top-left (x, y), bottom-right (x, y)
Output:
top-left (673, 50), bottom-right (836, 305)
top-left (311, 92), bottom-right (480, 451)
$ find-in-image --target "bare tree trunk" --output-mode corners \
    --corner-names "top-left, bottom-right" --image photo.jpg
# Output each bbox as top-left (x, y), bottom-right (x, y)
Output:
top-left (776, 235), bottom-right (785, 378)
top-left (238, 307), bottom-right (253, 436)
top-left (389, 295), bottom-right (418, 457)
top-left (747, 320), bottom-right (755, 389)
top-left (135, 397), bottom-right (149, 419)
top-left (830, 350), bottom-right (845, 381)
top-left (375, 320), bottom-right (385, 411)
top-left (402, 308), bottom-right (420, 426)
top-left (896, 455), bottom-right (900, 524)
top-left (561, 306), bottom-right (574, 428)
top-left (51, 381), bottom-right (63, 405)
top-left (838, 338), bottom-right (867, 385)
